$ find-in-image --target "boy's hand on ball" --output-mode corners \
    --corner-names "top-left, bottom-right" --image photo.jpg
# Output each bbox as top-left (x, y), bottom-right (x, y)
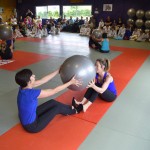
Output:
top-left (70, 76), bottom-right (82, 87)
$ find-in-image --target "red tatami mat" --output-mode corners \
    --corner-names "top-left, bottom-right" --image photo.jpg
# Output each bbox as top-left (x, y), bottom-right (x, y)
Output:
top-left (0, 46), bottom-right (150, 150)
top-left (56, 47), bottom-right (150, 123)
top-left (17, 37), bottom-right (42, 42)
top-left (56, 90), bottom-right (112, 124)
top-left (0, 50), bottom-right (50, 71)
top-left (0, 116), bottom-right (94, 150)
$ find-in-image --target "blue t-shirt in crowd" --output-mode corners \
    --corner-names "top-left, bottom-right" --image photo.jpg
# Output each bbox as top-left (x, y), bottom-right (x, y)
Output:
top-left (17, 88), bottom-right (41, 125)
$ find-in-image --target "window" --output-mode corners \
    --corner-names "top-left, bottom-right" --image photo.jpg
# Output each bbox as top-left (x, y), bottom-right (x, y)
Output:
top-left (63, 5), bottom-right (92, 19)
top-left (36, 6), bottom-right (47, 18)
top-left (48, 5), bottom-right (60, 18)
top-left (36, 5), bottom-right (60, 19)
top-left (36, 5), bottom-right (91, 19)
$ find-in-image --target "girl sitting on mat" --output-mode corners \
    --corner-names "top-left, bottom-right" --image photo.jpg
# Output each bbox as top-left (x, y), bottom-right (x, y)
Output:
top-left (0, 41), bottom-right (13, 60)
top-left (72, 58), bottom-right (117, 112)
top-left (15, 68), bottom-right (83, 133)
top-left (100, 33), bottom-right (110, 53)
top-left (89, 30), bottom-right (102, 50)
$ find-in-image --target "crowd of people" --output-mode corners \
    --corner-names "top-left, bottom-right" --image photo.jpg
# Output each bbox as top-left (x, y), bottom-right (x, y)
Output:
top-left (85, 16), bottom-right (150, 52)
top-left (80, 16), bottom-right (150, 42)
top-left (0, 10), bottom-right (150, 58)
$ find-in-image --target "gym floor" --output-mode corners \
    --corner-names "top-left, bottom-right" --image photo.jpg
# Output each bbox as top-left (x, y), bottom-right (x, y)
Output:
top-left (0, 33), bottom-right (150, 150)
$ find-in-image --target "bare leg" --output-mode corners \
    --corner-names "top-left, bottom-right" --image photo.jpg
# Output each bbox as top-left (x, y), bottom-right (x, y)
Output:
top-left (83, 101), bottom-right (92, 112)
top-left (74, 97), bottom-right (87, 105)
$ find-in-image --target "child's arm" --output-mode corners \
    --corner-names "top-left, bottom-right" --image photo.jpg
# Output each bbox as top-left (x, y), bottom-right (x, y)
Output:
top-left (38, 76), bottom-right (82, 98)
top-left (33, 69), bottom-right (59, 87)
top-left (87, 75), bottom-right (112, 94)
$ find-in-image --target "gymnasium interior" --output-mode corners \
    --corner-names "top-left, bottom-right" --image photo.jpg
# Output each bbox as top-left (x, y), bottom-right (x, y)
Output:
top-left (0, 0), bottom-right (150, 150)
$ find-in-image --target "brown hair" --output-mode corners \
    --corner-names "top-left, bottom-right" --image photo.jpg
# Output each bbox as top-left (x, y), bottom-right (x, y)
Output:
top-left (96, 58), bottom-right (110, 71)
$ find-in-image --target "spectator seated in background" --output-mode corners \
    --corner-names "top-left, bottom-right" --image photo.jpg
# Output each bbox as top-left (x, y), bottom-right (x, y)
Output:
top-left (103, 24), bottom-right (111, 34)
top-left (55, 23), bottom-right (61, 34)
top-left (72, 17), bottom-right (79, 33)
top-left (80, 24), bottom-right (91, 36)
top-left (45, 20), bottom-right (51, 34)
top-left (107, 27), bottom-right (117, 38)
top-left (84, 17), bottom-right (89, 27)
top-left (98, 18), bottom-right (104, 29)
top-left (0, 13), bottom-right (2, 19)
top-left (20, 22), bottom-right (27, 37)
top-left (0, 18), bottom-right (4, 24)
top-left (61, 15), bottom-right (67, 31)
top-left (30, 23), bottom-right (42, 38)
top-left (146, 30), bottom-right (150, 42)
top-left (49, 22), bottom-right (56, 35)
top-left (136, 30), bottom-right (148, 42)
top-left (63, 16), bottom-right (74, 32)
top-left (100, 33), bottom-right (110, 53)
top-left (89, 30), bottom-right (102, 50)
top-left (114, 24), bottom-right (126, 40)
top-left (0, 41), bottom-right (13, 60)
top-left (89, 16), bottom-right (96, 30)
top-left (78, 16), bottom-right (85, 29)
top-left (117, 17), bottom-right (123, 28)
top-left (41, 25), bottom-right (48, 37)
top-left (123, 25), bottom-right (132, 40)
top-left (130, 28), bottom-right (140, 41)
top-left (15, 25), bottom-right (24, 38)
top-left (36, 16), bottom-right (42, 30)
top-left (105, 16), bottom-right (112, 26)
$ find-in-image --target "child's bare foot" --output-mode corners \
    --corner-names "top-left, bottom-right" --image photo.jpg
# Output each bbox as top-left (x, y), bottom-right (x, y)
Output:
top-left (83, 105), bottom-right (87, 112)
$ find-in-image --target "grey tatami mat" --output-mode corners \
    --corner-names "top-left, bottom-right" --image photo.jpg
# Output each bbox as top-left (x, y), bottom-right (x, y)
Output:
top-left (79, 57), bottom-right (150, 150)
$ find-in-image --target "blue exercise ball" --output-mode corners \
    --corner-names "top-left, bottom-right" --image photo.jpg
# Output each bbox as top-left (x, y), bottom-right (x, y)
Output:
top-left (60, 55), bottom-right (96, 91)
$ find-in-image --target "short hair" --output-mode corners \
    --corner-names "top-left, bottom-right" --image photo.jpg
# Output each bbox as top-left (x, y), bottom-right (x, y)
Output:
top-left (15, 69), bottom-right (32, 88)
top-left (102, 33), bottom-right (107, 38)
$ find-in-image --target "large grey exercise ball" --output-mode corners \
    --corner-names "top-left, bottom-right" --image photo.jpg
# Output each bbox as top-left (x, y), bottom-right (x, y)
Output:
top-left (0, 24), bottom-right (13, 40)
top-left (127, 8), bottom-right (136, 18)
top-left (135, 19), bottom-right (144, 27)
top-left (145, 10), bottom-right (150, 19)
top-left (136, 10), bottom-right (145, 19)
top-left (60, 55), bottom-right (96, 91)
top-left (127, 18), bottom-right (134, 25)
top-left (145, 20), bottom-right (150, 29)
top-left (92, 29), bottom-right (102, 38)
